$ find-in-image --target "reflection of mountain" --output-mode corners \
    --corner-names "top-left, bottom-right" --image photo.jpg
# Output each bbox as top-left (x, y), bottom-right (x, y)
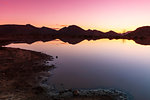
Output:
top-left (125, 26), bottom-right (150, 45)
top-left (59, 37), bottom-right (84, 44)
top-left (1, 24), bottom-right (150, 45)
top-left (0, 24), bottom-right (57, 46)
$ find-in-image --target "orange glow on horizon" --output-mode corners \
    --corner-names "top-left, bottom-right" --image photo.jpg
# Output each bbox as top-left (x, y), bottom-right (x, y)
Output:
top-left (0, 21), bottom-right (145, 33)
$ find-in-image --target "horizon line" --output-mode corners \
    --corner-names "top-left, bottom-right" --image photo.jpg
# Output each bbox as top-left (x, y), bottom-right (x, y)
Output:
top-left (0, 23), bottom-right (149, 34)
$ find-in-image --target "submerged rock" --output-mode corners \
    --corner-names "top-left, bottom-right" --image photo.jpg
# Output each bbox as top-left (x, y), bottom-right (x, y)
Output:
top-left (31, 85), bottom-right (131, 100)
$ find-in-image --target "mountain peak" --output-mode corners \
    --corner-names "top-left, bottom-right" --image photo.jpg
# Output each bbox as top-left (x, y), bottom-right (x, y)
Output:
top-left (58, 25), bottom-right (86, 36)
top-left (68, 25), bottom-right (81, 28)
top-left (41, 26), bottom-right (50, 29)
top-left (59, 25), bottom-right (84, 32)
top-left (64, 25), bottom-right (84, 30)
top-left (25, 24), bottom-right (35, 27)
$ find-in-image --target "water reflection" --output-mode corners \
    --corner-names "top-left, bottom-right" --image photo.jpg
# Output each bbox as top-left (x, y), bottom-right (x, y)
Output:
top-left (1, 35), bottom-right (150, 46)
top-left (6, 39), bottom-right (150, 100)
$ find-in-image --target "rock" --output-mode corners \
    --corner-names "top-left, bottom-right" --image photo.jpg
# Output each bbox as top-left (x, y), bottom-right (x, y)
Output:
top-left (73, 90), bottom-right (79, 96)
top-left (60, 92), bottom-right (73, 97)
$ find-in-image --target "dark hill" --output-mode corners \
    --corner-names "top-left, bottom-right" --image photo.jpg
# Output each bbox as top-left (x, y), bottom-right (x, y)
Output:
top-left (58, 25), bottom-right (87, 36)
top-left (125, 26), bottom-right (150, 38)
top-left (40, 26), bottom-right (57, 35)
top-left (105, 31), bottom-right (121, 38)
top-left (0, 24), bottom-right (57, 36)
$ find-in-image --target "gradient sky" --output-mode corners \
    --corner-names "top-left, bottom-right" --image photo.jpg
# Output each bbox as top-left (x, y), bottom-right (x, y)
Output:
top-left (0, 0), bottom-right (150, 32)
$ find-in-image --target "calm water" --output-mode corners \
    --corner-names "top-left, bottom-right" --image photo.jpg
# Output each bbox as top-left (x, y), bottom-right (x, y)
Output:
top-left (6, 39), bottom-right (150, 100)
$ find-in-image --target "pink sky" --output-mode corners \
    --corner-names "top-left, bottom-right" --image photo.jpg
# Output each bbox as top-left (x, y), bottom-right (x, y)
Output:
top-left (0, 0), bottom-right (150, 32)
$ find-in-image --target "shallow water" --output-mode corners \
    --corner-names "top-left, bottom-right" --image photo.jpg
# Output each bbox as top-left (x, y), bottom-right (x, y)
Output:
top-left (6, 39), bottom-right (150, 100)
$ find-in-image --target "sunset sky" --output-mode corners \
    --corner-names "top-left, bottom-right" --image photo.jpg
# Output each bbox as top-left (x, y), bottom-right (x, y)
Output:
top-left (0, 0), bottom-right (150, 32)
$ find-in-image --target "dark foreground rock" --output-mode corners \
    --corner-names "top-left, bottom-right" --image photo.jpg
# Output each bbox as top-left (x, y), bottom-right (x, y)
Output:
top-left (0, 47), bottom-right (54, 100)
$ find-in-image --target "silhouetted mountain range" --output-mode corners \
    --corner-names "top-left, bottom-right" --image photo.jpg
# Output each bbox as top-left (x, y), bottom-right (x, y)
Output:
top-left (0, 24), bottom-right (150, 45)
top-left (0, 24), bottom-right (121, 38)
top-left (0, 24), bottom-right (57, 36)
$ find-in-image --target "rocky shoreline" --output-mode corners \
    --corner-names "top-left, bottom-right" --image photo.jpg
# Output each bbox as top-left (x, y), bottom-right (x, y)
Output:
top-left (0, 47), bottom-right (54, 100)
top-left (27, 86), bottom-right (130, 100)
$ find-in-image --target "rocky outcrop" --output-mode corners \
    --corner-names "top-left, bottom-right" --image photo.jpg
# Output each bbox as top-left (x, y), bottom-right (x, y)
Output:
top-left (0, 47), bottom-right (54, 100)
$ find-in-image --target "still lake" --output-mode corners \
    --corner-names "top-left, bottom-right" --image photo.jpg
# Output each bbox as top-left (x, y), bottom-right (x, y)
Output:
top-left (6, 39), bottom-right (150, 100)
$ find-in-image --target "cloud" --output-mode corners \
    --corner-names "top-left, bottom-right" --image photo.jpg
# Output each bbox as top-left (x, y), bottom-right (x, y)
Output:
top-left (60, 25), bottom-right (68, 27)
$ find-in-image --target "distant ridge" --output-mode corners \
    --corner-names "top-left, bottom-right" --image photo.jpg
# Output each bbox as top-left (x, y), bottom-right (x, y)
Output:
top-left (0, 24), bottom-right (57, 35)
top-left (0, 24), bottom-right (120, 35)
top-left (125, 26), bottom-right (150, 37)
top-left (0, 24), bottom-right (150, 40)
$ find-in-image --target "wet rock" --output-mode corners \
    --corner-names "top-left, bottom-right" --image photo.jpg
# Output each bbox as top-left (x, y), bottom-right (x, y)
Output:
top-left (60, 91), bottom-right (73, 98)
top-left (73, 90), bottom-right (79, 96)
